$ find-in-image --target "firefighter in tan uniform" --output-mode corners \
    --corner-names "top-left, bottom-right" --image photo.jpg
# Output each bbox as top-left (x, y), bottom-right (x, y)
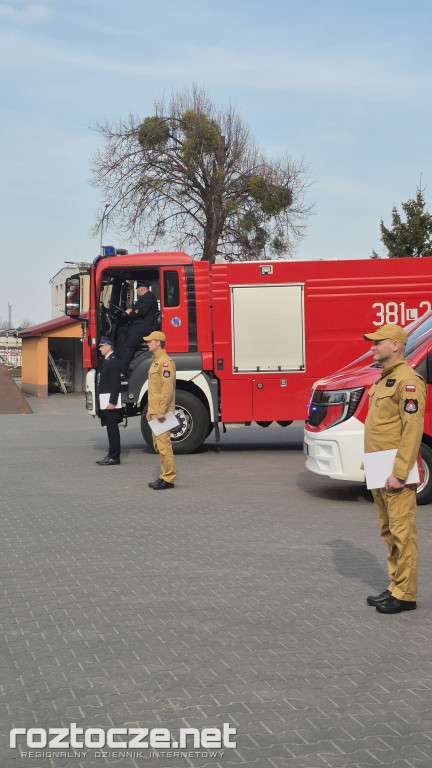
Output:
top-left (363, 324), bottom-right (426, 614)
top-left (144, 331), bottom-right (176, 490)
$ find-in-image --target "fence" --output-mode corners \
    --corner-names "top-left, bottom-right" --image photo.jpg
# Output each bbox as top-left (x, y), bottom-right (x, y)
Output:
top-left (0, 331), bottom-right (22, 383)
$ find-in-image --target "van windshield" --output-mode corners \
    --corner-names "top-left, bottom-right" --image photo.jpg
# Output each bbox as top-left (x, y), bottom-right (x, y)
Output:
top-left (405, 312), bottom-right (432, 359)
top-left (337, 310), bottom-right (432, 372)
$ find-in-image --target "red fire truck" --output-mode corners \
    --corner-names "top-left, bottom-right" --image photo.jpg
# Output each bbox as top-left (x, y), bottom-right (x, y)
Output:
top-left (304, 310), bottom-right (432, 504)
top-left (66, 249), bottom-right (432, 454)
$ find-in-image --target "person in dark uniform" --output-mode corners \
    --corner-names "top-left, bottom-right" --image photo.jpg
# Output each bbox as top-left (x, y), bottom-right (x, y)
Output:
top-left (363, 324), bottom-right (426, 614)
top-left (96, 338), bottom-right (122, 466)
top-left (117, 280), bottom-right (158, 375)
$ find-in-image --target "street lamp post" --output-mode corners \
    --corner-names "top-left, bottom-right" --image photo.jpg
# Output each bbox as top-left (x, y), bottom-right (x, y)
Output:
top-left (100, 204), bottom-right (110, 256)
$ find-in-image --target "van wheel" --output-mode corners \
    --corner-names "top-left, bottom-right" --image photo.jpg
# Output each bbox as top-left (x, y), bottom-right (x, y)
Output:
top-left (140, 391), bottom-right (210, 455)
top-left (417, 443), bottom-right (432, 505)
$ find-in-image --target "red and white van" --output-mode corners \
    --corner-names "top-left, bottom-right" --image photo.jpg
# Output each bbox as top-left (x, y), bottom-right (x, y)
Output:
top-left (304, 310), bottom-right (432, 504)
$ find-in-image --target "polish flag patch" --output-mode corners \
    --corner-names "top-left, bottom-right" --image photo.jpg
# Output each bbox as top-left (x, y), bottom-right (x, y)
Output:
top-left (406, 385), bottom-right (416, 392)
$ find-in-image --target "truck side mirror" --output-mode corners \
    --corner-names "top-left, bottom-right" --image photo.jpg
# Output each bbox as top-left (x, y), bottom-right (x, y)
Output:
top-left (65, 276), bottom-right (80, 317)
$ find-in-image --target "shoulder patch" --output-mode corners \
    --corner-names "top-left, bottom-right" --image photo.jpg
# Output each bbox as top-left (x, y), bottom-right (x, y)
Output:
top-left (406, 384), bottom-right (416, 392)
top-left (385, 378), bottom-right (396, 387)
top-left (163, 363), bottom-right (169, 367)
top-left (404, 399), bottom-right (418, 414)
top-left (163, 371), bottom-right (170, 378)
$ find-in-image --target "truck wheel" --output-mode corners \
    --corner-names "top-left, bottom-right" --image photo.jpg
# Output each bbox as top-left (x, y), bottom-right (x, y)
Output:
top-left (140, 391), bottom-right (210, 455)
top-left (417, 443), bottom-right (432, 505)
top-left (172, 392), bottom-right (210, 454)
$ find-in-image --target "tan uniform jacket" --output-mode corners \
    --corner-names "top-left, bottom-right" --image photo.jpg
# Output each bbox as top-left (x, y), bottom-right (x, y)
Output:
top-left (147, 349), bottom-right (176, 415)
top-left (364, 357), bottom-right (426, 482)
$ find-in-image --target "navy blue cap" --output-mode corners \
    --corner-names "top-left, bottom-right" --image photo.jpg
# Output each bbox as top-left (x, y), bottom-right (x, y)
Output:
top-left (99, 337), bottom-right (114, 347)
top-left (137, 280), bottom-right (151, 288)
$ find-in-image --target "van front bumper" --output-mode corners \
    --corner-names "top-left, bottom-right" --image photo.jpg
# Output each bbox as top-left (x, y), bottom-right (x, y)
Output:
top-left (304, 417), bottom-right (365, 483)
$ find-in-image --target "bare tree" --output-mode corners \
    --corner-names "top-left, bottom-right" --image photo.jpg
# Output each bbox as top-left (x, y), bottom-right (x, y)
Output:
top-left (91, 86), bottom-right (311, 263)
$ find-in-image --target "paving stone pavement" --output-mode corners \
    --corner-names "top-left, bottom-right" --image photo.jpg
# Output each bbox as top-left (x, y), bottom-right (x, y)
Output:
top-left (1, 393), bottom-right (432, 768)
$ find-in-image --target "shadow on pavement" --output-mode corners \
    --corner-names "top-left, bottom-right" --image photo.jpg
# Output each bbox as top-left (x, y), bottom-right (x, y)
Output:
top-left (199, 439), bottom-right (303, 453)
top-left (200, 423), bottom-right (305, 453)
top-left (296, 469), bottom-right (372, 502)
top-left (325, 538), bottom-right (388, 589)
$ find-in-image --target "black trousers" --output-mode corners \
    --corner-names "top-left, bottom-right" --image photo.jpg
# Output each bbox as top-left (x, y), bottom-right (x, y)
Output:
top-left (101, 409), bottom-right (121, 460)
top-left (117, 324), bottom-right (147, 373)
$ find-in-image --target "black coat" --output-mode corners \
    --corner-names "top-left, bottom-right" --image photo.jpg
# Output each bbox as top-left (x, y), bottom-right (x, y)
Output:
top-left (97, 352), bottom-right (121, 406)
top-left (128, 291), bottom-right (158, 334)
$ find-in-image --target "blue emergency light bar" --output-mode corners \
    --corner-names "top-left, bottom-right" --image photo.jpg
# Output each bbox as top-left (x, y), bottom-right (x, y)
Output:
top-left (102, 246), bottom-right (116, 256)
top-left (101, 246), bottom-right (128, 257)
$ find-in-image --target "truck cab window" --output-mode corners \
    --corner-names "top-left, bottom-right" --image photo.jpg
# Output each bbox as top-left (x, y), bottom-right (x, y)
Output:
top-left (163, 271), bottom-right (180, 307)
top-left (99, 281), bottom-right (114, 310)
top-left (97, 279), bottom-right (117, 340)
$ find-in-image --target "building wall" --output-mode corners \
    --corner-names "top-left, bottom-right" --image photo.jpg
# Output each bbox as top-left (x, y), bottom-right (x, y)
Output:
top-left (22, 337), bottom-right (48, 397)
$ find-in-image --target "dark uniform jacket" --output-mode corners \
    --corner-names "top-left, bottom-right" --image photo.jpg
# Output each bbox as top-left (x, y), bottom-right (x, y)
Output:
top-left (97, 352), bottom-right (122, 407)
top-left (364, 357), bottom-right (426, 482)
top-left (127, 291), bottom-right (158, 336)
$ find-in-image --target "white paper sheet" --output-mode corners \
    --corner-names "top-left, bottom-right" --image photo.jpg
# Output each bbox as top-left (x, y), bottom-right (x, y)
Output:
top-left (99, 393), bottom-right (122, 409)
top-left (148, 411), bottom-right (180, 436)
top-left (362, 449), bottom-right (420, 490)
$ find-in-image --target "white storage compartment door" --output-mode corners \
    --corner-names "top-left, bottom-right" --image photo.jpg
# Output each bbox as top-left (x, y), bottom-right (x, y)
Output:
top-left (231, 284), bottom-right (305, 372)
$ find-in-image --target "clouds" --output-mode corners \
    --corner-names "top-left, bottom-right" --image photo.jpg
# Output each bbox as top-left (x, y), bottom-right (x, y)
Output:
top-left (1, 0), bottom-right (432, 323)
top-left (0, 0), bottom-right (429, 107)
top-left (1, 27), bottom-right (428, 115)
top-left (0, 1), bottom-right (52, 23)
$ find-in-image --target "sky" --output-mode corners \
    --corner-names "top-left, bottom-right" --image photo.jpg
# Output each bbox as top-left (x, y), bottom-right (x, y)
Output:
top-left (2, 0), bottom-right (432, 327)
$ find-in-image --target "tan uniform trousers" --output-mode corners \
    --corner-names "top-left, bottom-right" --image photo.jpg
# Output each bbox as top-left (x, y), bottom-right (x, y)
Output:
top-left (372, 484), bottom-right (418, 601)
top-left (150, 416), bottom-right (176, 484)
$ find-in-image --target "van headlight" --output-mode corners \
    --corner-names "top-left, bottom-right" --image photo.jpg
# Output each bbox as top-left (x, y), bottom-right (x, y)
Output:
top-left (308, 387), bottom-right (364, 428)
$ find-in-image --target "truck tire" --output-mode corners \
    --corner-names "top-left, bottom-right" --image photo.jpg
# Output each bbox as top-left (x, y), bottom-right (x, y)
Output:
top-left (140, 391), bottom-right (210, 455)
top-left (417, 443), bottom-right (432, 505)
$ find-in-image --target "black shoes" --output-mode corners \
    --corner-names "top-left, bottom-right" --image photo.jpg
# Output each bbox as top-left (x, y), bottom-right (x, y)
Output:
top-left (96, 457), bottom-right (120, 465)
top-left (367, 589), bottom-right (417, 612)
top-left (376, 596), bottom-right (417, 614)
top-left (366, 589), bottom-right (392, 606)
top-left (148, 478), bottom-right (174, 490)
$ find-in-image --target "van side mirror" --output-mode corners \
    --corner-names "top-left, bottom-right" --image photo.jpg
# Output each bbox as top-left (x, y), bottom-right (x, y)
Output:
top-left (427, 352), bottom-right (432, 384)
top-left (65, 276), bottom-right (80, 317)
